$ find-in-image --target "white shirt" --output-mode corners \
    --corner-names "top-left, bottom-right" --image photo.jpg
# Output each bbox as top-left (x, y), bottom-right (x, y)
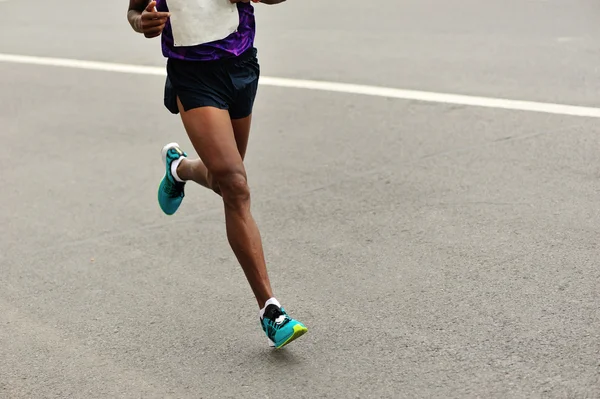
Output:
top-left (166, 0), bottom-right (240, 47)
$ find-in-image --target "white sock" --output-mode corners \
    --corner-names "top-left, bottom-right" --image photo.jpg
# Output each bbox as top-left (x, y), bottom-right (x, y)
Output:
top-left (170, 157), bottom-right (186, 183)
top-left (260, 297), bottom-right (281, 319)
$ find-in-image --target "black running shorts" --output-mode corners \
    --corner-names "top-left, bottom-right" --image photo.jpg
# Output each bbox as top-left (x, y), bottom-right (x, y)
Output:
top-left (164, 47), bottom-right (260, 120)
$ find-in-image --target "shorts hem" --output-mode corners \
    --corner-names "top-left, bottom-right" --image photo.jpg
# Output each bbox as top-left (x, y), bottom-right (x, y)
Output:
top-left (229, 110), bottom-right (253, 120)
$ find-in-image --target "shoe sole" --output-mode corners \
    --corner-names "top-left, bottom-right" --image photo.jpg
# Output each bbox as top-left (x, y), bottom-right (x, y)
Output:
top-left (275, 324), bottom-right (308, 349)
top-left (158, 142), bottom-right (182, 216)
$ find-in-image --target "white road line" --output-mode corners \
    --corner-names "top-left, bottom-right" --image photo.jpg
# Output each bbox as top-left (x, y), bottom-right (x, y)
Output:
top-left (1, 53), bottom-right (600, 119)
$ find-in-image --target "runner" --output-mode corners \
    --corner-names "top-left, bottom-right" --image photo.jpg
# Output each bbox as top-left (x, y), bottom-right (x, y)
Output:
top-left (127, 0), bottom-right (307, 349)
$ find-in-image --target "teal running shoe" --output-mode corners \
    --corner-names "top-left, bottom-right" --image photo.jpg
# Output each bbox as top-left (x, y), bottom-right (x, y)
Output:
top-left (158, 142), bottom-right (187, 215)
top-left (261, 304), bottom-right (308, 349)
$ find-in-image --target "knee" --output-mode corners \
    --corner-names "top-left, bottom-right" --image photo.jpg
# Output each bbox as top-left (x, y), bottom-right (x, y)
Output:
top-left (212, 170), bottom-right (250, 207)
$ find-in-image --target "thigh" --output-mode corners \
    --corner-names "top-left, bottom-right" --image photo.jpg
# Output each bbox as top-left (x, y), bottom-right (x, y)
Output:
top-left (176, 98), bottom-right (244, 177)
top-left (231, 114), bottom-right (252, 160)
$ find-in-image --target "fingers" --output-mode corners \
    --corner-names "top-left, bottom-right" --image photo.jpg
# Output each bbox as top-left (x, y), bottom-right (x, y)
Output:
top-left (139, 0), bottom-right (169, 38)
top-left (143, 27), bottom-right (164, 38)
top-left (142, 16), bottom-right (167, 37)
top-left (141, 0), bottom-right (169, 38)
top-left (145, 1), bottom-right (157, 12)
top-left (142, 17), bottom-right (168, 28)
top-left (142, 11), bottom-right (170, 20)
top-left (142, 1), bottom-right (169, 21)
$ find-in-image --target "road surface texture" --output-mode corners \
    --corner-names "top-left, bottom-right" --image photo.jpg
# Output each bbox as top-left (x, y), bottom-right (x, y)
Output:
top-left (1, 0), bottom-right (599, 398)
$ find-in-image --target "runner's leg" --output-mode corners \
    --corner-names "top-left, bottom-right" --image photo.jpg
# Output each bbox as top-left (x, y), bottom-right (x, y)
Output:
top-left (176, 100), bottom-right (273, 307)
top-left (176, 114), bottom-right (252, 195)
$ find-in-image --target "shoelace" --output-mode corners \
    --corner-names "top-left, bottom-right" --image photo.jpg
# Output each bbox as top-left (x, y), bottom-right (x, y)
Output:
top-left (263, 306), bottom-right (291, 330)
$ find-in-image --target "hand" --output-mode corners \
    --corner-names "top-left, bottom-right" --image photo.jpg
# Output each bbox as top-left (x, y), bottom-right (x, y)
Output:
top-left (141, 1), bottom-right (170, 38)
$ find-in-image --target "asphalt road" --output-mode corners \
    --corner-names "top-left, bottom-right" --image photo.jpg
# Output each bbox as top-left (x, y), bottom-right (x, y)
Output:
top-left (1, 0), bottom-right (599, 398)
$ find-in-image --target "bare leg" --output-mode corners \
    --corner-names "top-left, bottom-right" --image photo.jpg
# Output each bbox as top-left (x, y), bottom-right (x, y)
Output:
top-left (177, 101), bottom-right (273, 308)
top-left (177, 114), bottom-right (253, 196)
top-left (177, 158), bottom-right (211, 189)
top-left (231, 114), bottom-right (252, 159)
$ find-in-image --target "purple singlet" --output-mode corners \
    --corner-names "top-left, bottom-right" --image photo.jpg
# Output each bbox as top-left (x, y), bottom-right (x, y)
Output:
top-left (155, 1), bottom-right (256, 61)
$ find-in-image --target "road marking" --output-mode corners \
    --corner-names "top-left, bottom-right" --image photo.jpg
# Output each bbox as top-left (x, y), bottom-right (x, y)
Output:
top-left (1, 53), bottom-right (600, 119)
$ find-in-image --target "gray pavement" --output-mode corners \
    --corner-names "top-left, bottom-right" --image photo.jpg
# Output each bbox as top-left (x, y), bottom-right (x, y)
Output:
top-left (1, 0), bottom-right (600, 398)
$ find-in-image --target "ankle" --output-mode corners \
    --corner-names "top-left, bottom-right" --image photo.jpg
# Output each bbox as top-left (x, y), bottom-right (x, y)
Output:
top-left (171, 157), bottom-right (186, 183)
